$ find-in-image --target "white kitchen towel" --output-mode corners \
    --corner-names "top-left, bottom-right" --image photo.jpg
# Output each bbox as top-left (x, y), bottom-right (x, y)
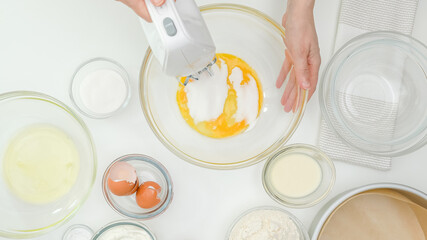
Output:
top-left (318, 0), bottom-right (419, 170)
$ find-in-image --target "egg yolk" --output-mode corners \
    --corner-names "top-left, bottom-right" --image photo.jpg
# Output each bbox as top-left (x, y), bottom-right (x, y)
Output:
top-left (177, 53), bottom-right (263, 138)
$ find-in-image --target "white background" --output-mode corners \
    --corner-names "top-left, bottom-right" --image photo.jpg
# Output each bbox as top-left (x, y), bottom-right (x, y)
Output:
top-left (0, 0), bottom-right (426, 239)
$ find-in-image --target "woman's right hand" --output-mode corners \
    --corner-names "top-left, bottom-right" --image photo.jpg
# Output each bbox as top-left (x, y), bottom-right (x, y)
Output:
top-left (117, 0), bottom-right (166, 22)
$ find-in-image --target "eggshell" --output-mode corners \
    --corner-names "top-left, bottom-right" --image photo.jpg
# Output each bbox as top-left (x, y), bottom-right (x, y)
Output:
top-left (108, 178), bottom-right (139, 196)
top-left (136, 181), bottom-right (162, 209)
top-left (107, 161), bottom-right (139, 196)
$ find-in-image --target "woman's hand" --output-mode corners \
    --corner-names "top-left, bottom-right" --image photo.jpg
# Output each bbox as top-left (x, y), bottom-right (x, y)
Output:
top-left (117, 0), bottom-right (166, 22)
top-left (276, 0), bottom-right (321, 112)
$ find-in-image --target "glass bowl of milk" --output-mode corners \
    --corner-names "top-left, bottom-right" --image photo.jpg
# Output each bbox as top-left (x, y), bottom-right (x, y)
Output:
top-left (262, 144), bottom-right (335, 208)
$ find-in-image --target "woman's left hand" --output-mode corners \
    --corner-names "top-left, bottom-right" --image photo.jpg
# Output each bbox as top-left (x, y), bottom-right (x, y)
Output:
top-left (276, 0), bottom-right (321, 112)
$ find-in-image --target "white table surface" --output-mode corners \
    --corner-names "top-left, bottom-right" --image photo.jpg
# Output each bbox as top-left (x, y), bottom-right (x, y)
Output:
top-left (1, 0), bottom-right (426, 239)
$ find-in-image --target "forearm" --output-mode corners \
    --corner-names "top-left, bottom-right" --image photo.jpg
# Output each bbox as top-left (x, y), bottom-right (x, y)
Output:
top-left (287, 0), bottom-right (315, 12)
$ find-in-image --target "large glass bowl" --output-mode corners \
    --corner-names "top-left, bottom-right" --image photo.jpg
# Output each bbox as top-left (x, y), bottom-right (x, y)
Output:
top-left (139, 4), bottom-right (307, 169)
top-left (0, 91), bottom-right (96, 238)
top-left (320, 31), bottom-right (427, 156)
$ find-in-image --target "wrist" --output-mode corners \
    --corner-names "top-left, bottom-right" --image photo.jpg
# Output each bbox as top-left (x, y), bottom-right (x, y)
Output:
top-left (287, 0), bottom-right (315, 12)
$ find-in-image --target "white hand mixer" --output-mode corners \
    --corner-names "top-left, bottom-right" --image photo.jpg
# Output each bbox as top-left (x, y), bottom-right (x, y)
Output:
top-left (140, 0), bottom-right (216, 85)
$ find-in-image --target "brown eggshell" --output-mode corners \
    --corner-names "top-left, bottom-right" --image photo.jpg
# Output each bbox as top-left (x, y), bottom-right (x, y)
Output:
top-left (136, 181), bottom-right (162, 209)
top-left (108, 177), bottom-right (139, 196)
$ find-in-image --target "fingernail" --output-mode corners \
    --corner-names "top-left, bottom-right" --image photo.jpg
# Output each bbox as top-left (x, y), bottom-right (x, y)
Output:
top-left (152, 0), bottom-right (163, 6)
top-left (302, 81), bottom-right (310, 89)
top-left (284, 101), bottom-right (292, 112)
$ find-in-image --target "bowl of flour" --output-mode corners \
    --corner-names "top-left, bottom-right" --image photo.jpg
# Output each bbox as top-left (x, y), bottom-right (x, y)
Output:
top-left (92, 220), bottom-right (156, 240)
top-left (227, 206), bottom-right (309, 240)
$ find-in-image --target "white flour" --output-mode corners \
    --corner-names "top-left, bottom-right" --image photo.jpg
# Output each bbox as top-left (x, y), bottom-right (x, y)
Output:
top-left (97, 225), bottom-right (152, 240)
top-left (229, 209), bottom-right (301, 240)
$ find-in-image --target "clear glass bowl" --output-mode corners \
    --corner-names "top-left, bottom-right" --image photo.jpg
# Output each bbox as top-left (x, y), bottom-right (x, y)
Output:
top-left (262, 144), bottom-right (335, 208)
top-left (70, 58), bottom-right (131, 119)
top-left (102, 154), bottom-right (173, 219)
top-left (62, 224), bottom-right (93, 240)
top-left (320, 31), bottom-right (427, 156)
top-left (139, 4), bottom-right (307, 169)
top-left (226, 206), bottom-right (309, 240)
top-left (0, 91), bottom-right (97, 238)
top-left (92, 220), bottom-right (156, 240)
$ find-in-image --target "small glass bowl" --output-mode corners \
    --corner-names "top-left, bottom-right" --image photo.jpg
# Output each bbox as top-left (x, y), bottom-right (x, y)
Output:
top-left (226, 206), bottom-right (309, 240)
top-left (102, 154), bottom-right (173, 219)
top-left (62, 224), bottom-right (93, 240)
top-left (320, 31), bottom-right (427, 156)
top-left (92, 220), bottom-right (156, 240)
top-left (70, 58), bottom-right (131, 119)
top-left (262, 144), bottom-right (335, 208)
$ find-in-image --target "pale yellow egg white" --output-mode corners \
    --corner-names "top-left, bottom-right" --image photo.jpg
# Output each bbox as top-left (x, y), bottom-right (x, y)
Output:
top-left (3, 125), bottom-right (80, 204)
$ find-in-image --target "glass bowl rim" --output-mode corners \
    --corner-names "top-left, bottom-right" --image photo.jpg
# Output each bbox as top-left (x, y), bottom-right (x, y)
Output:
top-left (262, 143), bottom-right (336, 208)
top-left (139, 3), bottom-right (308, 170)
top-left (102, 154), bottom-right (174, 220)
top-left (0, 91), bottom-right (97, 238)
top-left (91, 220), bottom-right (156, 240)
top-left (319, 31), bottom-right (427, 156)
top-left (62, 224), bottom-right (94, 240)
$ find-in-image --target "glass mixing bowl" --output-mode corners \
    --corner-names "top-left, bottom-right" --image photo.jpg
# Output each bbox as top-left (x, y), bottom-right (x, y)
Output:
top-left (0, 92), bottom-right (96, 238)
top-left (139, 4), bottom-right (307, 169)
top-left (320, 31), bottom-right (427, 156)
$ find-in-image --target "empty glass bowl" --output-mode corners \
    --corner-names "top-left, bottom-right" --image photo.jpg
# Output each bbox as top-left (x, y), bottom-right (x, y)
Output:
top-left (320, 31), bottom-right (427, 156)
top-left (0, 91), bottom-right (96, 238)
top-left (102, 154), bottom-right (173, 219)
top-left (139, 4), bottom-right (307, 169)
